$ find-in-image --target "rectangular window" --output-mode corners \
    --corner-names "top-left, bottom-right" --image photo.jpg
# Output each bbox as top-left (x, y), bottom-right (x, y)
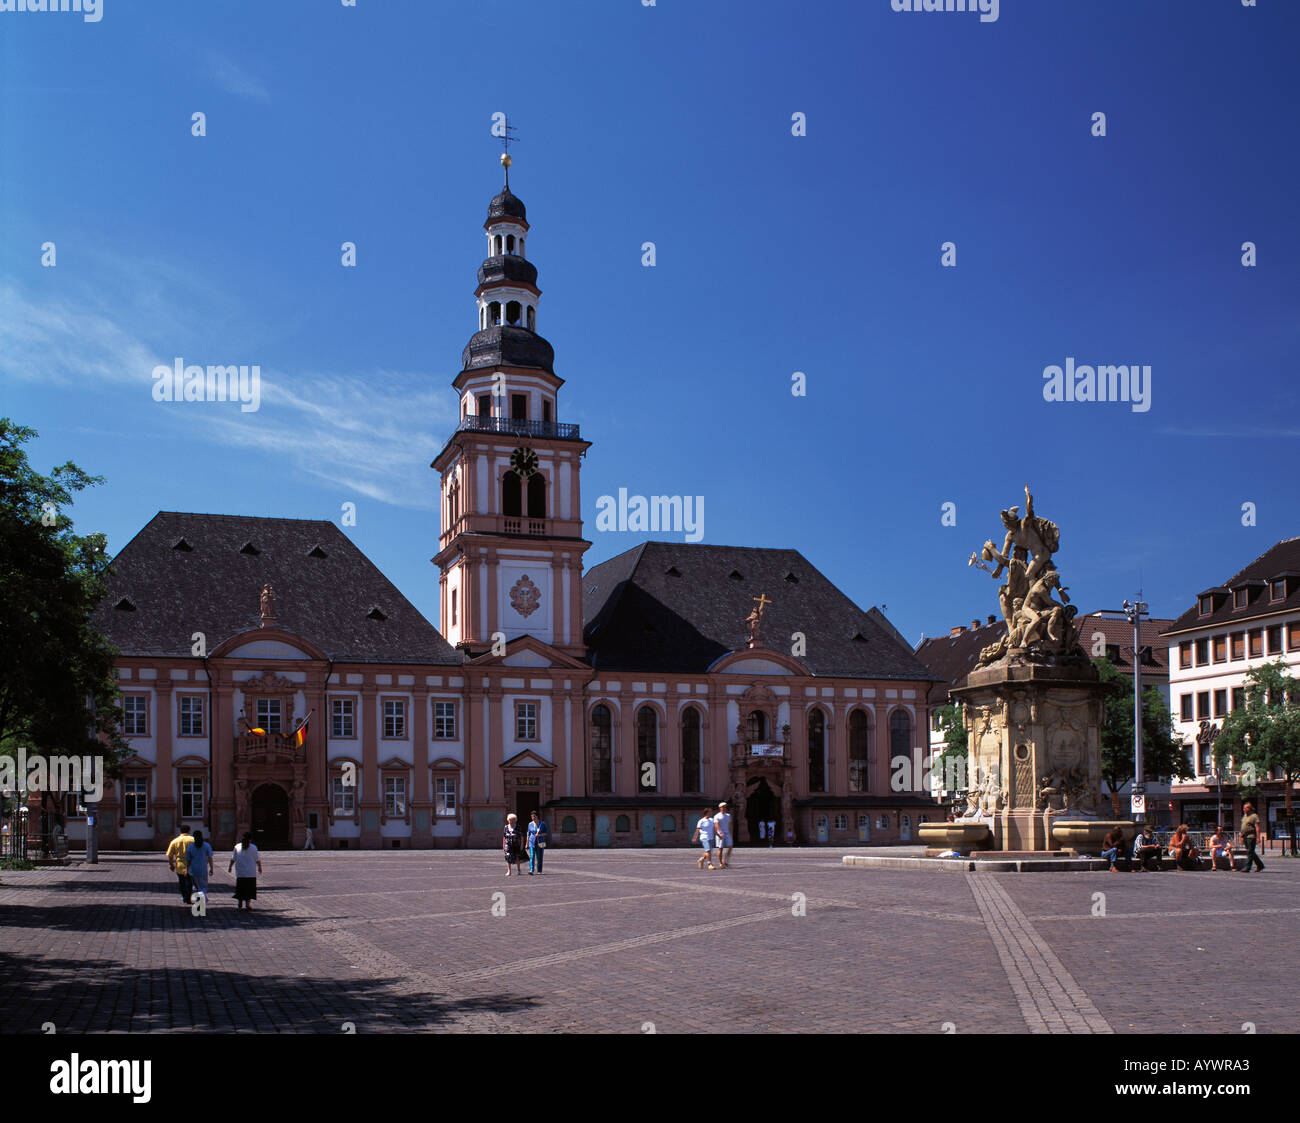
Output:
top-left (1289, 623), bottom-right (1300, 651)
top-left (477, 394), bottom-right (491, 417)
top-left (434, 701), bottom-right (457, 740)
top-left (178, 695), bottom-right (204, 736)
top-left (384, 776), bottom-right (406, 816)
top-left (450, 589), bottom-right (458, 628)
top-left (1196, 692), bottom-right (1210, 721)
top-left (1232, 687), bottom-right (1245, 711)
top-left (123, 695), bottom-right (148, 736)
top-left (511, 393), bottom-right (527, 421)
top-left (1231, 632), bottom-right (1244, 660)
top-left (180, 777), bottom-right (204, 819)
top-left (1214, 689), bottom-right (1228, 718)
top-left (1272, 579), bottom-right (1287, 602)
top-left (435, 777), bottom-right (457, 817)
top-left (123, 777), bottom-right (148, 818)
top-left (383, 699), bottom-right (406, 739)
top-left (1234, 588), bottom-right (1248, 609)
top-left (1179, 642), bottom-right (1192, 669)
top-left (1180, 694), bottom-right (1193, 722)
top-left (1249, 630), bottom-right (1263, 658)
top-left (1267, 625), bottom-right (1283, 655)
top-left (331, 777), bottom-right (356, 815)
top-left (1194, 639), bottom-right (1209, 666)
top-left (834, 814), bottom-right (848, 831)
top-left (331, 697), bottom-right (355, 739)
top-left (256, 698), bottom-right (282, 733)
top-left (1212, 635), bottom-right (1226, 663)
top-left (63, 791), bottom-right (86, 818)
top-left (542, 399), bottom-right (552, 424)
top-left (1199, 595), bottom-right (1213, 616)
top-left (516, 701), bottom-right (538, 741)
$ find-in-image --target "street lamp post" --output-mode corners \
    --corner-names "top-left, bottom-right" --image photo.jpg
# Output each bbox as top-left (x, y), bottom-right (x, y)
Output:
top-left (1122, 597), bottom-right (1149, 822)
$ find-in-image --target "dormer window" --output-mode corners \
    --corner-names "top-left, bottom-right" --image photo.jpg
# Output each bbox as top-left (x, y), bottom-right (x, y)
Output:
top-left (171, 537), bottom-right (193, 552)
top-left (665, 566), bottom-right (682, 577)
top-left (307, 545), bottom-right (328, 559)
top-left (1198, 595), bottom-right (1213, 615)
top-left (728, 570), bottom-right (743, 581)
top-left (240, 542), bottom-right (260, 556)
top-left (367, 607), bottom-right (388, 622)
top-left (114, 597), bottom-right (137, 612)
top-left (1271, 579), bottom-right (1287, 602)
top-left (1233, 588), bottom-right (1248, 609)
top-left (784, 572), bottom-right (799, 584)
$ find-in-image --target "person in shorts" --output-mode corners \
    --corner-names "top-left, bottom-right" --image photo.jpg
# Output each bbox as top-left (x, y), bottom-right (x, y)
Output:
top-left (713, 802), bottom-right (734, 868)
top-left (228, 832), bottom-right (263, 910)
top-left (692, 806), bottom-right (717, 870)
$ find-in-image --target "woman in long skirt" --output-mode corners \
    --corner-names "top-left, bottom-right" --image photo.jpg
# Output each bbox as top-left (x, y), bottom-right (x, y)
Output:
top-left (228, 832), bottom-right (263, 910)
top-left (502, 813), bottom-right (524, 877)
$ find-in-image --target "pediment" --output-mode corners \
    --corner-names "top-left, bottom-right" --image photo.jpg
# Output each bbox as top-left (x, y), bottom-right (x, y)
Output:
top-left (502, 748), bottom-right (555, 770)
top-left (472, 634), bottom-right (588, 671)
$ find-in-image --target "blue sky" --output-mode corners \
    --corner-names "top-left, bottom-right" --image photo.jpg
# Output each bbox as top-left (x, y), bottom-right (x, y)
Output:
top-left (2, 0), bottom-right (1297, 648)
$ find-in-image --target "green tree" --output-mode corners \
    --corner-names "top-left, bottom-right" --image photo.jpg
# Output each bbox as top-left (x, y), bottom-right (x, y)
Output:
top-left (1215, 660), bottom-right (1300, 829)
top-left (0, 420), bottom-right (125, 798)
top-left (1095, 656), bottom-right (1190, 816)
top-left (931, 702), bottom-right (968, 796)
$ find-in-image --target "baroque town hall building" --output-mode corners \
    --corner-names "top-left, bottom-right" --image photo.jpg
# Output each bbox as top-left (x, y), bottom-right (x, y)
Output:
top-left (86, 167), bottom-right (941, 851)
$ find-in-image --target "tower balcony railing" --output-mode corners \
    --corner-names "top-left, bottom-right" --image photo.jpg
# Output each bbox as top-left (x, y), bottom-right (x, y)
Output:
top-left (455, 416), bottom-right (581, 440)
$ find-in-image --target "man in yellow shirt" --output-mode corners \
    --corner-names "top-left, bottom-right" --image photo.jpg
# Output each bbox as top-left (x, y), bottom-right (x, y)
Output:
top-left (165, 824), bottom-right (196, 904)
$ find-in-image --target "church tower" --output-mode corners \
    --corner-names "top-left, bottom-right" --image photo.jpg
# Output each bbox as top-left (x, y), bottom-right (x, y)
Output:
top-left (432, 154), bottom-right (591, 659)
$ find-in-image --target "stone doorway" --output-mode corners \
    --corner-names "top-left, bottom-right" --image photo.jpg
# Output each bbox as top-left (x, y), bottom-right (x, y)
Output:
top-left (251, 783), bottom-right (290, 850)
top-left (745, 777), bottom-right (780, 845)
top-left (514, 790), bottom-right (540, 824)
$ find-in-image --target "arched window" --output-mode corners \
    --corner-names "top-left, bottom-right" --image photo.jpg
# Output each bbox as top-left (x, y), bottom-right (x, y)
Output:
top-left (615, 815), bottom-right (631, 833)
top-left (488, 301), bottom-right (501, 326)
top-left (562, 816), bottom-right (577, 833)
top-left (849, 709), bottom-right (871, 792)
top-left (527, 306), bottom-right (536, 331)
top-left (506, 300), bottom-right (521, 325)
top-left (681, 707), bottom-right (701, 793)
top-left (807, 708), bottom-right (826, 793)
top-left (527, 472), bottom-right (546, 518)
top-left (590, 705), bottom-right (612, 793)
top-left (663, 815), bottom-right (676, 832)
top-left (519, 237), bottom-right (525, 256)
top-left (890, 709), bottom-right (912, 778)
top-left (746, 709), bottom-right (767, 743)
top-left (506, 234), bottom-right (515, 253)
top-left (637, 706), bottom-right (658, 791)
top-left (448, 481), bottom-right (459, 527)
top-left (502, 470), bottom-right (522, 517)
top-left (493, 235), bottom-right (502, 255)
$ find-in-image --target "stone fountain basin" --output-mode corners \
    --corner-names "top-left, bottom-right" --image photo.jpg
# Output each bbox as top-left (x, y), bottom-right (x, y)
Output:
top-left (918, 822), bottom-right (992, 848)
top-left (1050, 820), bottom-right (1137, 851)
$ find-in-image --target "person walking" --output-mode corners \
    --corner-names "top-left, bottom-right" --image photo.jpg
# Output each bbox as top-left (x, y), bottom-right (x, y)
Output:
top-left (713, 802), bottom-right (734, 869)
top-left (692, 806), bottom-right (717, 870)
top-left (303, 825), bottom-right (314, 850)
top-left (526, 809), bottom-right (549, 875)
top-left (1100, 826), bottom-right (1125, 872)
top-left (228, 832), bottom-right (263, 911)
top-left (166, 823), bottom-right (196, 905)
top-left (1209, 824), bottom-right (1235, 871)
top-left (502, 813), bottom-right (524, 876)
top-left (185, 829), bottom-right (215, 904)
top-left (1241, 802), bottom-right (1266, 872)
top-left (765, 818), bottom-right (776, 849)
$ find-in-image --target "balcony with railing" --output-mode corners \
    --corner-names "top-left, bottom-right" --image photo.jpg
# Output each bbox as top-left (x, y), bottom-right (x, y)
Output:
top-left (455, 416), bottom-right (581, 441)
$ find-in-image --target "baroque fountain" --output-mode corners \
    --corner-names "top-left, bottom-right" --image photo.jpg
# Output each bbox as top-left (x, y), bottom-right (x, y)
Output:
top-left (920, 485), bottom-right (1136, 856)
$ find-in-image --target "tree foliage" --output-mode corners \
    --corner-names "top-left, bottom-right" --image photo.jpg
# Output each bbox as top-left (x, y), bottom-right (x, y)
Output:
top-left (0, 419), bottom-right (124, 773)
top-left (1095, 656), bottom-right (1190, 815)
top-left (1215, 660), bottom-right (1300, 817)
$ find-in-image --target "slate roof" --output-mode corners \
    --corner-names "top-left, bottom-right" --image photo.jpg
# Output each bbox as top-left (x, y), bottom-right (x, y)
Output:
top-left (461, 325), bottom-right (555, 374)
top-left (1165, 537), bottom-right (1300, 635)
top-left (487, 188), bottom-right (527, 222)
top-left (582, 542), bottom-right (941, 681)
top-left (95, 512), bottom-right (462, 665)
top-left (915, 619), bottom-right (1007, 706)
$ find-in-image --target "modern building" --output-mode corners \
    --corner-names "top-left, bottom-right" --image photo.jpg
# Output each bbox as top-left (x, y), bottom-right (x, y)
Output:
top-left (1163, 537), bottom-right (1300, 833)
top-left (72, 167), bottom-right (942, 851)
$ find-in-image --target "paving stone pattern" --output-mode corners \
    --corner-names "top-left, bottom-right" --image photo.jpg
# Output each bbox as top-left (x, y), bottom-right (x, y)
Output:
top-left (0, 849), bottom-right (1295, 1033)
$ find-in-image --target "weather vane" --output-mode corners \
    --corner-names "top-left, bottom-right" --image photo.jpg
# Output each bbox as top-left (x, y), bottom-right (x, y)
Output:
top-left (495, 114), bottom-right (520, 188)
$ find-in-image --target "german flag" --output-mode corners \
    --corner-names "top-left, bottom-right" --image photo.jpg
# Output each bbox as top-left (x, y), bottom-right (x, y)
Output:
top-left (240, 717), bottom-right (267, 737)
top-left (290, 712), bottom-right (312, 748)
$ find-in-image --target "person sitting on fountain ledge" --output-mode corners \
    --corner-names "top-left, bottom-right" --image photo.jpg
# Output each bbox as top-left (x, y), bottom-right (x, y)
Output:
top-left (1101, 826), bottom-right (1126, 872)
top-left (1169, 823), bottom-right (1199, 870)
top-left (1132, 825), bottom-right (1162, 872)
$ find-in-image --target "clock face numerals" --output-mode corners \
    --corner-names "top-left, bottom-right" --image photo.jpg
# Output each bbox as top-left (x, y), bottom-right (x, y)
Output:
top-left (510, 447), bottom-right (538, 476)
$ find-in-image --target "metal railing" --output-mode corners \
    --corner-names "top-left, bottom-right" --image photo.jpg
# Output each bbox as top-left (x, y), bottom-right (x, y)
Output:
top-left (455, 416), bottom-right (580, 440)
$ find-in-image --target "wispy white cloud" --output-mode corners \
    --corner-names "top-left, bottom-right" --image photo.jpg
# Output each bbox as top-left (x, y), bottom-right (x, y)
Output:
top-left (208, 52), bottom-right (270, 103)
top-left (0, 279), bottom-right (454, 510)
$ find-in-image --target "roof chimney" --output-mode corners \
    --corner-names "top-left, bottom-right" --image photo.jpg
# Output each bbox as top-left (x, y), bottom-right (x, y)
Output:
top-left (971, 619), bottom-right (980, 631)
top-left (987, 614), bottom-right (996, 625)
top-left (949, 626), bottom-right (965, 638)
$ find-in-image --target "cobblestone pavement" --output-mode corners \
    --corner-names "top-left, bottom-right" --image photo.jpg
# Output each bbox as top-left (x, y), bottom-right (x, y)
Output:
top-left (1, 848), bottom-right (1296, 1033)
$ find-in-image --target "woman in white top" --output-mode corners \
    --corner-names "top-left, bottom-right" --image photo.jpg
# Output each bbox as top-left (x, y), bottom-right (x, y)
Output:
top-left (228, 832), bottom-right (263, 911)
